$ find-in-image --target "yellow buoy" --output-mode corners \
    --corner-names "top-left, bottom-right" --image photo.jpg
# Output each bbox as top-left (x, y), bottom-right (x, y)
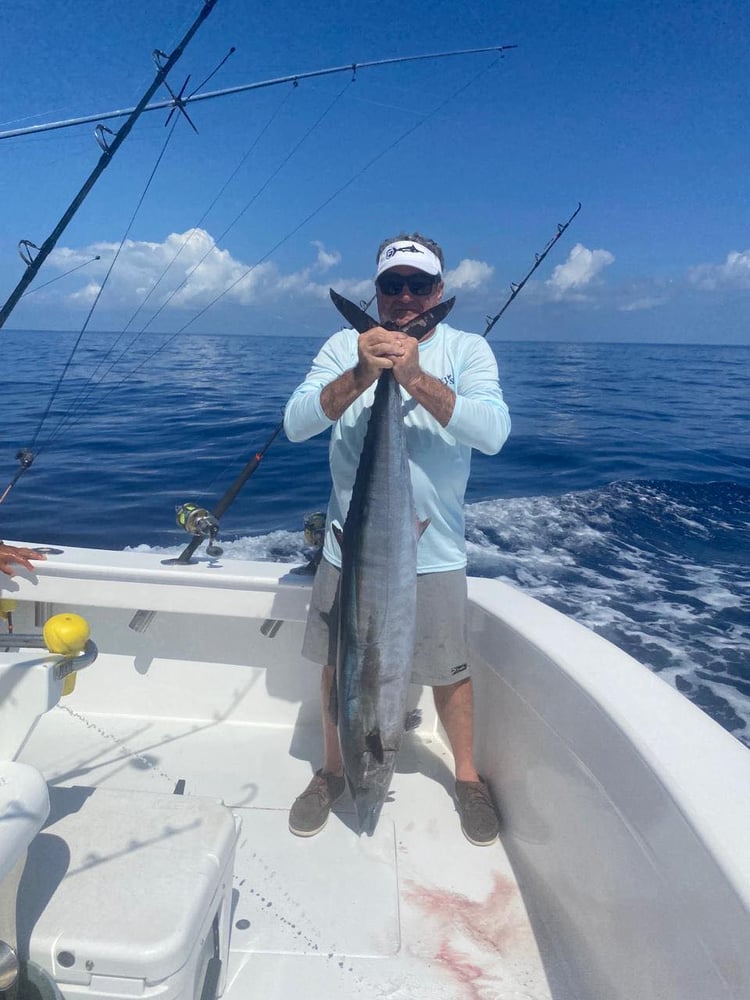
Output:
top-left (42, 613), bottom-right (90, 656)
top-left (42, 614), bottom-right (90, 696)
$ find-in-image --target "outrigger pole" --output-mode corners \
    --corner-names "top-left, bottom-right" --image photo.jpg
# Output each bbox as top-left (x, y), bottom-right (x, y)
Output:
top-left (0, 46), bottom-right (516, 142)
top-left (483, 201), bottom-right (582, 338)
top-left (0, 0), bottom-right (220, 331)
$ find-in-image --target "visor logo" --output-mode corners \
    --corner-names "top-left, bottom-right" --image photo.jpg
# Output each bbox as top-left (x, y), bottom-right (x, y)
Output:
top-left (385, 244), bottom-right (424, 259)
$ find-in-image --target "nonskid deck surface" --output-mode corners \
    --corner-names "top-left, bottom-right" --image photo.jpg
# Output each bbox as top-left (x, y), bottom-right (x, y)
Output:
top-left (20, 707), bottom-right (553, 1000)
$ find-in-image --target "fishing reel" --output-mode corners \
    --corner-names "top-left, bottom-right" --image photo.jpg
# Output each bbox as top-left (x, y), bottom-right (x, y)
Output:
top-left (303, 511), bottom-right (326, 550)
top-left (175, 502), bottom-right (223, 557)
top-left (290, 511), bottom-right (326, 575)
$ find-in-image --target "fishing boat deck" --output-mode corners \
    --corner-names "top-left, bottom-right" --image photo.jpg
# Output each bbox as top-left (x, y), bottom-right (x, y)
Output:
top-left (15, 612), bottom-right (555, 1000)
top-left (6, 549), bottom-right (750, 999)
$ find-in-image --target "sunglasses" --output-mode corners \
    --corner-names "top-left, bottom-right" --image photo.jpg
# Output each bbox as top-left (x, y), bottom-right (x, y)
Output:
top-left (376, 274), bottom-right (439, 296)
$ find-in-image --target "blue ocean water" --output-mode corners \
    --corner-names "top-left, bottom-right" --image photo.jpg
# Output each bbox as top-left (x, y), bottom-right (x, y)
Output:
top-left (2, 330), bottom-right (749, 746)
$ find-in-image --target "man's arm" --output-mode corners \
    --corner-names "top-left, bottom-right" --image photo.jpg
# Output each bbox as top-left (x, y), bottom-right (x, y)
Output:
top-left (391, 329), bottom-right (510, 454)
top-left (395, 368), bottom-right (456, 427)
top-left (319, 326), bottom-right (409, 419)
top-left (286, 327), bottom-right (407, 437)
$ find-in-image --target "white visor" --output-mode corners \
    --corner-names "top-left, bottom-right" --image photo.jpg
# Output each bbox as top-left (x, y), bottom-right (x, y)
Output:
top-left (375, 241), bottom-right (442, 279)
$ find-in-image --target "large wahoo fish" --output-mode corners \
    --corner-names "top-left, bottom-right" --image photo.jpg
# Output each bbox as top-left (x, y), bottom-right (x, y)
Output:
top-left (328, 290), bottom-right (455, 835)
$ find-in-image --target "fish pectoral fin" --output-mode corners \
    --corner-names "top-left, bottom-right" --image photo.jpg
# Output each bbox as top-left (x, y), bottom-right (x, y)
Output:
top-left (404, 708), bottom-right (422, 732)
top-left (365, 729), bottom-right (385, 763)
top-left (417, 517), bottom-right (431, 539)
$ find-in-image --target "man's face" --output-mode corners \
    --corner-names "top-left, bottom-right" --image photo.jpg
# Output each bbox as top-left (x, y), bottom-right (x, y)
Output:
top-left (376, 266), bottom-right (444, 333)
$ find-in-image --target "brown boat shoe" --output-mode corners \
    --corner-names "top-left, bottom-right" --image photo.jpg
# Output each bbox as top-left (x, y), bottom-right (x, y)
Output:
top-left (455, 778), bottom-right (500, 846)
top-left (289, 769), bottom-right (346, 837)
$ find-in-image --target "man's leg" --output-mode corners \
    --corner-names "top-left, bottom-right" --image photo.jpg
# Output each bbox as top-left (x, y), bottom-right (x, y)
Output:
top-left (289, 666), bottom-right (346, 837)
top-left (433, 677), bottom-right (499, 847)
top-left (432, 677), bottom-right (479, 782)
top-left (321, 663), bottom-right (344, 775)
top-left (290, 555), bottom-right (346, 836)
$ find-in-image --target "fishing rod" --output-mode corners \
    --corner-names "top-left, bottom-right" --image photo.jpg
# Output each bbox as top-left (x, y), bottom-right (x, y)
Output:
top-left (128, 417), bottom-right (285, 631)
top-left (0, 46), bottom-right (517, 142)
top-left (0, 0), bottom-right (220, 330)
top-left (483, 201), bottom-right (582, 338)
top-left (166, 419), bottom-right (285, 565)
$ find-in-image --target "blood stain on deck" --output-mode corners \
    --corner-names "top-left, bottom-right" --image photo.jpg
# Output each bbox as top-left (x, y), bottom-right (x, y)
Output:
top-left (404, 872), bottom-right (534, 999)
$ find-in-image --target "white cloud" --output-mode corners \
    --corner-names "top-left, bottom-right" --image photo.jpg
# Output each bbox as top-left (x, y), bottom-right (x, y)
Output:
top-left (444, 258), bottom-right (494, 291)
top-left (546, 243), bottom-right (615, 298)
top-left (46, 232), bottom-right (495, 320)
top-left (311, 241), bottom-right (341, 271)
top-left (617, 295), bottom-right (668, 312)
top-left (688, 250), bottom-right (750, 290)
top-left (47, 230), bottom-right (337, 312)
top-left (69, 281), bottom-right (102, 305)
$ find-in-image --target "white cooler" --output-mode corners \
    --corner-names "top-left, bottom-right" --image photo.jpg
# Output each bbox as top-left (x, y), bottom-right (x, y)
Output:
top-left (17, 785), bottom-right (240, 1000)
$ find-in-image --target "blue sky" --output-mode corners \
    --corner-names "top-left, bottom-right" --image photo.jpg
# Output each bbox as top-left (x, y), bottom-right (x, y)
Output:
top-left (1, 0), bottom-right (748, 343)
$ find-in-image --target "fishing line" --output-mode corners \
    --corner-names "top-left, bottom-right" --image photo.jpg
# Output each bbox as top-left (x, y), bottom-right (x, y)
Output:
top-left (39, 80), bottom-right (353, 458)
top-left (50, 87), bottom-right (297, 425)
top-left (20, 255), bottom-right (101, 296)
top-left (139, 55), bottom-right (511, 511)
top-left (9, 54), bottom-right (506, 506)
top-left (187, 47), bottom-right (237, 97)
top-left (133, 78), bottom-right (355, 337)
top-left (56, 54), bottom-right (504, 440)
top-left (155, 53), bottom-right (507, 335)
top-left (118, 85), bottom-right (300, 337)
top-left (30, 119), bottom-right (181, 459)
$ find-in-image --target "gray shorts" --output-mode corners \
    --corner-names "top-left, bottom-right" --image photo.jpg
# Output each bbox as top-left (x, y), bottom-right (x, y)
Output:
top-left (301, 557), bottom-right (470, 686)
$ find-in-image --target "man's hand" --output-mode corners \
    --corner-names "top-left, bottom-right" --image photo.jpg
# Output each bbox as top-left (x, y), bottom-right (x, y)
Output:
top-left (320, 324), bottom-right (451, 424)
top-left (389, 333), bottom-right (423, 392)
top-left (0, 542), bottom-right (46, 578)
top-left (353, 327), bottom-right (407, 388)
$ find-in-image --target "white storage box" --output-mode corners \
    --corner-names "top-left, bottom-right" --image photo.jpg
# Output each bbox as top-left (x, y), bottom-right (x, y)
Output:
top-left (17, 785), bottom-right (240, 1000)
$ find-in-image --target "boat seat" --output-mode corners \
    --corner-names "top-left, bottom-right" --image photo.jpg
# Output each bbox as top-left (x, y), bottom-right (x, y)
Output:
top-left (16, 784), bottom-right (240, 1000)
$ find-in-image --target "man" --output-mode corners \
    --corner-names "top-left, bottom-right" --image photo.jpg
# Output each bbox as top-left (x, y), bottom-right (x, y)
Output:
top-left (283, 233), bottom-right (511, 845)
top-left (0, 541), bottom-right (45, 577)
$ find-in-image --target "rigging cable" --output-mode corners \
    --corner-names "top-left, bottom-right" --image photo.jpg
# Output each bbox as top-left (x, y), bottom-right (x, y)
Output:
top-left (20, 255), bottom-right (101, 295)
top-left (106, 53), bottom-right (513, 536)
top-left (41, 79), bottom-right (354, 453)
top-left (145, 52), bottom-right (508, 344)
top-left (19, 118), bottom-right (181, 470)
top-left (47, 86), bottom-right (297, 427)
top-left (126, 78), bottom-right (354, 341)
top-left (3, 50), bottom-right (509, 510)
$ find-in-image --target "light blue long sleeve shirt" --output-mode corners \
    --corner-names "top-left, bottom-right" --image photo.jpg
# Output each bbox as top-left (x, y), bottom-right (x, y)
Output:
top-left (284, 322), bottom-right (511, 572)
